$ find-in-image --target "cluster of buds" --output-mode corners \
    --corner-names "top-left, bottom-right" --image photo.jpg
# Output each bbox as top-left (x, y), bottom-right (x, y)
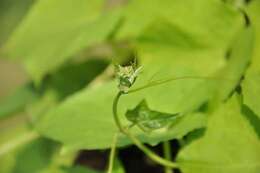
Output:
top-left (115, 63), bottom-right (142, 93)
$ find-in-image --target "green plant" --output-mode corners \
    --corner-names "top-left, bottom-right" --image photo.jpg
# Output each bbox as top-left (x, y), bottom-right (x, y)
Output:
top-left (0, 0), bottom-right (260, 173)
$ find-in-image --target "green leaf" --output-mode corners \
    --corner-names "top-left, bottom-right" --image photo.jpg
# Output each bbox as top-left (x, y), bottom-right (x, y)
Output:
top-left (4, 0), bottom-right (121, 82)
top-left (244, 0), bottom-right (260, 72)
top-left (0, 115), bottom-right (33, 156)
top-left (0, 84), bottom-right (38, 119)
top-left (0, 117), bottom-right (31, 173)
top-left (0, 116), bottom-right (58, 173)
top-left (38, 81), bottom-right (207, 150)
top-left (126, 99), bottom-right (182, 132)
top-left (27, 59), bottom-right (108, 121)
top-left (118, 0), bottom-right (243, 49)
top-left (242, 1), bottom-right (260, 118)
top-left (0, 58), bottom-right (107, 120)
top-left (0, 0), bottom-right (33, 46)
top-left (177, 95), bottom-right (260, 173)
top-left (126, 0), bottom-right (245, 113)
top-left (214, 27), bottom-right (253, 100)
top-left (224, 0), bottom-right (246, 9)
top-left (10, 138), bottom-right (57, 173)
top-left (242, 75), bottom-right (260, 118)
top-left (0, 119), bottom-right (84, 173)
top-left (37, 0), bottom-right (244, 151)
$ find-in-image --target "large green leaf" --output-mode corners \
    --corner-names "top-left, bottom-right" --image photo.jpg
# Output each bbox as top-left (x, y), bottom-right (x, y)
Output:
top-left (242, 1), bottom-right (260, 118)
top-left (38, 81), bottom-right (207, 151)
top-left (134, 26), bottom-right (252, 114)
top-left (118, 0), bottom-right (243, 49)
top-left (177, 95), bottom-right (260, 173)
top-left (128, 0), bottom-right (246, 113)
top-left (3, 0), bottom-right (121, 82)
top-left (37, 0), bottom-right (246, 151)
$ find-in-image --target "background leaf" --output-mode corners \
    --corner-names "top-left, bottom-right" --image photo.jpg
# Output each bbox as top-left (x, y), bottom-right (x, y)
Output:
top-left (0, 84), bottom-right (38, 119)
top-left (177, 95), bottom-right (260, 173)
top-left (3, 0), bottom-right (121, 82)
top-left (0, 0), bottom-right (33, 46)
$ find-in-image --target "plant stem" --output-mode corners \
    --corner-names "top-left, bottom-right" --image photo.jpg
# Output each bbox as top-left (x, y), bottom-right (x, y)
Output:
top-left (0, 131), bottom-right (39, 156)
top-left (163, 141), bottom-right (173, 173)
top-left (107, 133), bottom-right (118, 173)
top-left (113, 92), bottom-right (179, 168)
top-left (127, 75), bottom-right (234, 94)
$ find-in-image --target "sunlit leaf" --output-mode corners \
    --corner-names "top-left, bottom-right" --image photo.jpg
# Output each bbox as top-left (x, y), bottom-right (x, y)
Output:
top-left (177, 95), bottom-right (260, 173)
top-left (242, 1), bottom-right (260, 118)
top-left (37, 0), bottom-right (245, 151)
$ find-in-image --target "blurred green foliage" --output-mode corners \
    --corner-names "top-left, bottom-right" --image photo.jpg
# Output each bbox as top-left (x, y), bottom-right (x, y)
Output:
top-left (0, 0), bottom-right (260, 173)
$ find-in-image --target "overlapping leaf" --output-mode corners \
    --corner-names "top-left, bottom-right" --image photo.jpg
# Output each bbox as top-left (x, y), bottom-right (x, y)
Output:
top-left (177, 95), bottom-right (260, 173)
top-left (242, 1), bottom-right (260, 118)
top-left (37, 0), bottom-right (246, 151)
top-left (38, 81), bottom-right (207, 150)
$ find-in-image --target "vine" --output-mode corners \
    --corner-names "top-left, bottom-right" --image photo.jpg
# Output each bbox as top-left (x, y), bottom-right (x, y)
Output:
top-left (109, 61), bottom-right (239, 173)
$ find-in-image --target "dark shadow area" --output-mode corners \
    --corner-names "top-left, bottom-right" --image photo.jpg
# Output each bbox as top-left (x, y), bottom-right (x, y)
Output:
top-left (75, 150), bottom-right (109, 171)
top-left (75, 140), bottom-right (181, 173)
top-left (118, 140), bottom-right (180, 173)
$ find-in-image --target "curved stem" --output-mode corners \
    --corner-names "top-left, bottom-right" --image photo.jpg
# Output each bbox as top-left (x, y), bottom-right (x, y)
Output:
top-left (0, 131), bottom-right (39, 156)
top-left (128, 75), bottom-right (234, 94)
top-left (113, 92), bottom-right (179, 168)
top-left (113, 92), bottom-right (125, 132)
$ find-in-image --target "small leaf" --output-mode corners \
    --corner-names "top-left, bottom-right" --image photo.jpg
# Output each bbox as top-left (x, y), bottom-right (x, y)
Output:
top-left (126, 100), bottom-right (181, 132)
